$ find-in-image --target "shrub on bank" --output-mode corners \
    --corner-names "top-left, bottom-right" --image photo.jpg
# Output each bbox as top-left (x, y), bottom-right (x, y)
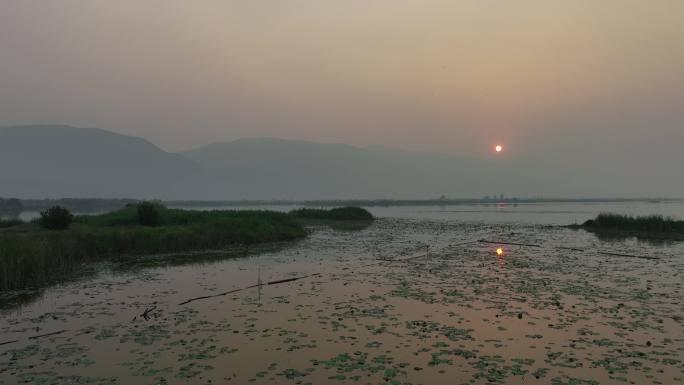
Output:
top-left (289, 207), bottom-right (373, 221)
top-left (39, 206), bottom-right (73, 230)
top-left (137, 202), bottom-right (161, 226)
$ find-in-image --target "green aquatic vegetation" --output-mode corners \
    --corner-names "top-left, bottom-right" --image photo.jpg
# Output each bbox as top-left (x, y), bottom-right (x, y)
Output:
top-left (127, 364), bottom-right (172, 377)
top-left (545, 351), bottom-right (583, 368)
top-left (176, 339), bottom-right (220, 361)
top-left (592, 356), bottom-right (630, 373)
top-left (365, 323), bottom-right (388, 335)
top-left (0, 206), bottom-right (306, 291)
top-left (2, 218), bottom-right (682, 385)
top-left (310, 351), bottom-right (405, 380)
top-left (428, 350), bottom-right (453, 367)
top-left (550, 376), bottom-right (600, 385)
top-left (661, 358), bottom-right (681, 365)
top-left (509, 364), bottom-right (528, 376)
top-left (17, 371), bottom-right (59, 385)
top-left (278, 368), bottom-right (309, 379)
top-left (288, 207), bottom-right (374, 221)
top-left (471, 355), bottom-right (508, 383)
top-left (532, 367), bottom-right (549, 378)
top-left (592, 338), bottom-right (616, 346)
top-left (453, 349), bottom-right (476, 359)
top-left (441, 326), bottom-right (473, 341)
top-left (405, 320), bottom-right (473, 342)
top-left (390, 281), bottom-right (436, 303)
top-left (120, 325), bottom-right (171, 346)
top-left (511, 358), bottom-right (535, 366)
top-left (175, 362), bottom-right (213, 379)
top-left (93, 328), bottom-right (118, 340)
top-left (17, 372), bottom-right (119, 385)
top-left (4, 344), bottom-right (41, 361)
top-left (582, 213), bottom-right (684, 234)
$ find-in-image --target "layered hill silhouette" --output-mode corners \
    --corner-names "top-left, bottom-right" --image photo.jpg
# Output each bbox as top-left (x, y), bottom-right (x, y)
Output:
top-left (1, 125), bottom-right (543, 200)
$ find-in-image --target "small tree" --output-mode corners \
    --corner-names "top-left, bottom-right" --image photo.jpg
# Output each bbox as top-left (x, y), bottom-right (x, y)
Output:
top-left (39, 206), bottom-right (73, 230)
top-left (137, 202), bottom-right (160, 226)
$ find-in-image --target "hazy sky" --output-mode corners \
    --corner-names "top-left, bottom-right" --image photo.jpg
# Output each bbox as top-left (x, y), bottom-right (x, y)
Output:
top-left (1, 0), bottom-right (683, 162)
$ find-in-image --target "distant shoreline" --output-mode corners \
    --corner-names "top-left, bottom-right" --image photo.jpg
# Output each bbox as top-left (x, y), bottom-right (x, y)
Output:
top-left (4, 197), bottom-right (683, 214)
top-left (166, 197), bottom-right (684, 208)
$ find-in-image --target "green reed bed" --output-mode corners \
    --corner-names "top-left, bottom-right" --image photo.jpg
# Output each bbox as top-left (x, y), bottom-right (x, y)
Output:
top-left (288, 206), bottom-right (374, 221)
top-left (0, 206), bottom-right (305, 291)
top-left (582, 213), bottom-right (684, 234)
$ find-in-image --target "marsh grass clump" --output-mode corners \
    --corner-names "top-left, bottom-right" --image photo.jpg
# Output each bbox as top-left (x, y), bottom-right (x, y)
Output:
top-left (0, 206), bottom-right (305, 291)
top-left (583, 213), bottom-right (684, 234)
top-left (39, 206), bottom-right (73, 230)
top-left (289, 207), bottom-right (373, 221)
top-left (0, 218), bottom-right (23, 229)
top-left (136, 202), bottom-right (161, 226)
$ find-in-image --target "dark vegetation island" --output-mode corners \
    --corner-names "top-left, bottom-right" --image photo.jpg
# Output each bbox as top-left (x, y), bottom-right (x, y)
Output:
top-left (573, 213), bottom-right (684, 239)
top-left (0, 204), bottom-right (373, 291)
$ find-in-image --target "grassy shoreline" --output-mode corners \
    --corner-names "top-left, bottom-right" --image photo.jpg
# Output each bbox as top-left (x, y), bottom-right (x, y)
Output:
top-left (0, 206), bottom-right (307, 291)
top-left (569, 213), bottom-right (684, 240)
top-left (0, 205), bottom-right (374, 292)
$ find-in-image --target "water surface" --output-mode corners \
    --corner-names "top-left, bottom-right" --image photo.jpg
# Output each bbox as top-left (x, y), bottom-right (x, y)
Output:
top-left (1, 204), bottom-right (683, 385)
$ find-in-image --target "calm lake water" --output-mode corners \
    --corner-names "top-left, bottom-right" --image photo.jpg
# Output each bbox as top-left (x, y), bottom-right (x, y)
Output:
top-left (171, 200), bottom-right (684, 224)
top-left (8, 201), bottom-right (684, 224)
top-left (1, 201), bottom-right (683, 385)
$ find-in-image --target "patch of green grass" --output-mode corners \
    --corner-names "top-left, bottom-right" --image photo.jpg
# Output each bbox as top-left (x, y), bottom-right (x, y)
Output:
top-left (288, 207), bottom-right (373, 221)
top-left (582, 213), bottom-right (684, 234)
top-left (0, 218), bottom-right (23, 229)
top-left (0, 206), bottom-right (305, 291)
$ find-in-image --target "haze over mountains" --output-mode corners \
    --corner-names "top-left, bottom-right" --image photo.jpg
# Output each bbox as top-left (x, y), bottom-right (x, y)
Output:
top-left (0, 125), bottom-right (679, 200)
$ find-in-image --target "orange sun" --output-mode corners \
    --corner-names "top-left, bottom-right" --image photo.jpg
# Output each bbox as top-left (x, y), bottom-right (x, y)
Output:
top-left (495, 145), bottom-right (503, 153)
top-left (496, 247), bottom-right (504, 256)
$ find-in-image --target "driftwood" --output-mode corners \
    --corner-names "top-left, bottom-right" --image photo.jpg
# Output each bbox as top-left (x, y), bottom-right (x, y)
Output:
top-left (597, 251), bottom-right (658, 260)
top-left (268, 274), bottom-right (316, 285)
top-left (0, 339), bottom-right (18, 346)
top-left (28, 330), bottom-right (67, 340)
top-left (556, 246), bottom-right (586, 252)
top-left (178, 288), bottom-right (244, 306)
top-left (140, 306), bottom-right (157, 321)
top-left (178, 273), bottom-right (321, 306)
top-left (478, 239), bottom-right (542, 247)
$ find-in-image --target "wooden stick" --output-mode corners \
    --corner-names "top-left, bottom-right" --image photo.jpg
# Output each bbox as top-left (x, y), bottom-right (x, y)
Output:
top-left (28, 330), bottom-right (66, 340)
top-left (478, 240), bottom-right (542, 247)
top-left (597, 251), bottom-right (658, 260)
top-left (556, 246), bottom-right (586, 252)
top-left (268, 273), bottom-right (320, 285)
top-left (140, 306), bottom-right (157, 321)
top-left (179, 273), bottom-right (321, 306)
top-left (0, 340), bottom-right (18, 346)
top-left (178, 288), bottom-right (243, 306)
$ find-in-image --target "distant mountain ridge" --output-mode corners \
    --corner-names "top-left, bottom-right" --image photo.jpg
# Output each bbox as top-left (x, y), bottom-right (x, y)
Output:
top-left (181, 137), bottom-right (545, 199)
top-left (0, 125), bottom-right (204, 199)
top-left (1, 125), bottom-right (545, 199)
